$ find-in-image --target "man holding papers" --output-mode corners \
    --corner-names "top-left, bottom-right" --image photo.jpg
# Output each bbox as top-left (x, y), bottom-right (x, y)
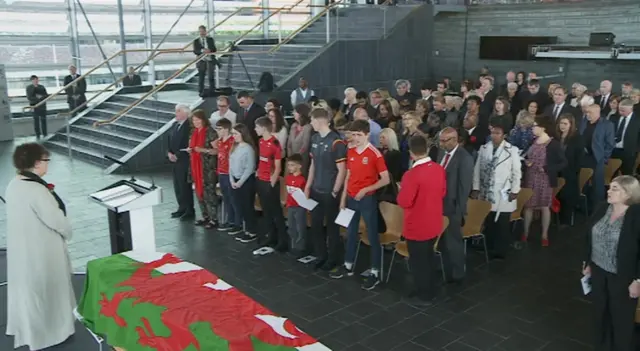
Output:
top-left (397, 135), bottom-right (447, 306)
top-left (330, 119), bottom-right (390, 291)
top-left (305, 108), bottom-right (347, 271)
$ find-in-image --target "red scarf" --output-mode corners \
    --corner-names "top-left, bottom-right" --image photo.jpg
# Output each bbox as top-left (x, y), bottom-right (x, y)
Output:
top-left (189, 127), bottom-right (207, 200)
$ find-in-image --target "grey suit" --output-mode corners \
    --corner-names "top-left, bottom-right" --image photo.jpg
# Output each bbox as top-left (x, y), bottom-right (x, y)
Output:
top-left (437, 146), bottom-right (474, 281)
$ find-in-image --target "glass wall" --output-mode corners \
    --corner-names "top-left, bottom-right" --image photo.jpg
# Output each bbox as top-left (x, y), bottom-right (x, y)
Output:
top-left (0, 0), bottom-right (311, 98)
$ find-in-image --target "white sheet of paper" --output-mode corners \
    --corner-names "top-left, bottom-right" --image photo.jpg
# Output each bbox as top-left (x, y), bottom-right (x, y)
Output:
top-left (297, 255), bottom-right (317, 264)
top-left (290, 188), bottom-right (318, 211)
top-left (581, 275), bottom-right (591, 295)
top-left (335, 208), bottom-right (355, 228)
top-left (253, 247), bottom-right (274, 256)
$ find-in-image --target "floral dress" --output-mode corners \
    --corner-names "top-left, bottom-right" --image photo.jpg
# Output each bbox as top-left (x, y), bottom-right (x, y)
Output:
top-left (524, 140), bottom-right (552, 208)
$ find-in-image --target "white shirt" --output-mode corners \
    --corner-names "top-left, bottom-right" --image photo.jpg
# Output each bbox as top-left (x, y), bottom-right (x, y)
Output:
top-left (290, 88), bottom-right (315, 107)
top-left (210, 109), bottom-right (237, 126)
top-left (440, 145), bottom-right (458, 169)
top-left (615, 112), bottom-right (633, 149)
top-left (552, 102), bottom-right (565, 119)
top-left (467, 126), bottom-right (476, 136)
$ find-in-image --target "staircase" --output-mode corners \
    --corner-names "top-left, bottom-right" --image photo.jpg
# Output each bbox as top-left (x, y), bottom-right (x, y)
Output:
top-left (45, 95), bottom-right (177, 167)
top-left (42, 5), bottom-right (423, 173)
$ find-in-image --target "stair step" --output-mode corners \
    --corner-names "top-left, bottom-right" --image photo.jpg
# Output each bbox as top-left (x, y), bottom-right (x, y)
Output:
top-left (79, 116), bottom-right (158, 136)
top-left (51, 132), bottom-right (131, 157)
top-left (108, 95), bottom-right (177, 111)
top-left (45, 139), bottom-right (119, 167)
top-left (71, 124), bottom-right (147, 144)
top-left (99, 102), bottom-right (175, 119)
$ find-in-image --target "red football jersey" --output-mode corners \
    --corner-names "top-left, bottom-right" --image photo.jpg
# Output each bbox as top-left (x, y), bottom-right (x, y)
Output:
top-left (346, 143), bottom-right (387, 198)
top-left (285, 174), bottom-right (306, 207)
top-left (216, 136), bottom-right (234, 175)
top-left (257, 135), bottom-right (282, 181)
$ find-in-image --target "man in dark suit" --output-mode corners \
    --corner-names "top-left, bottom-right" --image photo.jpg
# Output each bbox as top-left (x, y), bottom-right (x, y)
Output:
top-left (462, 96), bottom-right (488, 153)
top-left (519, 79), bottom-right (550, 112)
top-left (193, 25), bottom-right (217, 97)
top-left (579, 104), bottom-right (615, 205)
top-left (478, 75), bottom-right (497, 118)
top-left (122, 66), bottom-right (142, 86)
top-left (168, 104), bottom-right (195, 220)
top-left (236, 90), bottom-right (266, 142)
top-left (438, 127), bottom-right (474, 283)
top-left (544, 86), bottom-right (580, 121)
top-left (63, 64), bottom-right (87, 115)
top-left (610, 99), bottom-right (640, 175)
top-left (595, 80), bottom-right (613, 116)
top-left (25, 75), bottom-right (49, 139)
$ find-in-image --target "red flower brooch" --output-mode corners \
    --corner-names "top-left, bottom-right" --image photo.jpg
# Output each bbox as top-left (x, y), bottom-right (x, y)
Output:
top-left (470, 136), bottom-right (477, 143)
top-left (46, 183), bottom-right (55, 191)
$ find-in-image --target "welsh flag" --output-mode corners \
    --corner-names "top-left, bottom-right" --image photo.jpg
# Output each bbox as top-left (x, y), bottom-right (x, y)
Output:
top-left (76, 251), bottom-right (330, 351)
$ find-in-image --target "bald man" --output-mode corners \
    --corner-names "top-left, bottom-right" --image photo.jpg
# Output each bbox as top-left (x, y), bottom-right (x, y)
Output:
top-left (595, 80), bottom-right (613, 116)
top-left (579, 104), bottom-right (615, 204)
top-left (353, 107), bottom-right (381, 147)
top-left (437, 127), bottom-right (474, 283)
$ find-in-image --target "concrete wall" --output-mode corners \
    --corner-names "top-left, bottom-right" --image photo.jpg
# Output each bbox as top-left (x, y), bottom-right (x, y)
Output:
top-left (432, 1), bottom-right (640, 88)
top-left (274, 5), bottom-right (434, 107)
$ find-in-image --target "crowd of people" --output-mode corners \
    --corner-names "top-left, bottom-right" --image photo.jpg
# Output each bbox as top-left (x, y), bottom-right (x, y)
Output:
top-left (6, 69), bottom-right (640, 351)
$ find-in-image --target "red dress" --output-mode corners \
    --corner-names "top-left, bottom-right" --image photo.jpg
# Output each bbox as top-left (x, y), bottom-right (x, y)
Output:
top-left (524, 141), bottom-right (552, 208)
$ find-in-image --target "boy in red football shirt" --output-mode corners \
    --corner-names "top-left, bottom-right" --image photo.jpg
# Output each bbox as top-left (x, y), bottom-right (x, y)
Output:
top-left (397, 135), bottom-right (446, 305)
top-left (215, 118), bottom-right (242, 234)
top-left (252, 116), bottom-right (288, 252)
top-left (285, 154), bottom-right (308, 258)
top-left (330, 119), bottom-right (390, 291)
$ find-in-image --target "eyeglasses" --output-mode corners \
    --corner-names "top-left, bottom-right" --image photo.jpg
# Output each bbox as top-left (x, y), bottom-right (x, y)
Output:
top-left (439, 137), bottom-right (455, 143)
top-left (41, 158), bottom-right (51, 162)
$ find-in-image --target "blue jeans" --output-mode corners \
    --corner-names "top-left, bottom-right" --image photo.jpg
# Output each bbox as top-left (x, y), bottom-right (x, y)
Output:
top-left (218, 174), bottom-right (236, 226)
top-left (344, 194), bottom-right (381, 271)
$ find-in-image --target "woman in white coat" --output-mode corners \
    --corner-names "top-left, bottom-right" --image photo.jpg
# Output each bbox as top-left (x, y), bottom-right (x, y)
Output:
top-left (5, 143), bottom-right (75, 350)
top-left (472, 119), bottom-right (522, 259)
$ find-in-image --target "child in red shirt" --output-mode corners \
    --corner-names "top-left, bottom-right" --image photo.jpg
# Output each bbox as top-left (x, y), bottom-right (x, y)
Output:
top-left (251, 116), bottom-right (288, 252)
top-left (285, 154), bottom-right (308, 258)
top-left (397, 135), bottom-right (446, 305)
top-left (214, 118), bottom-right (241, 234)
top-left (330, 118), bottom-right (390, 291)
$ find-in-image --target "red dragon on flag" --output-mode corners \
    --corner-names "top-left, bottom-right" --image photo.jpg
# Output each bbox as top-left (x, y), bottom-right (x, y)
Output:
top-left (77, 252), bottom-right (328, 351)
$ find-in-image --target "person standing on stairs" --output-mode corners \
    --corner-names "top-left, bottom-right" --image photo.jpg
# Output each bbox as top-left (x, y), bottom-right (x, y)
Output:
top-left (63, 65), bottom-right (86, 115)
top-left (26, 75), bottom-right (49, 139)
top-left (290, 77), bottom-right (315, 108)
top-left (193, 25), bottom-right (217, 97)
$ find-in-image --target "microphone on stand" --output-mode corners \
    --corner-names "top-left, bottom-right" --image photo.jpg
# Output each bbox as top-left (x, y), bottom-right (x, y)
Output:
top-left (104, 155), bottom-right (135, 181)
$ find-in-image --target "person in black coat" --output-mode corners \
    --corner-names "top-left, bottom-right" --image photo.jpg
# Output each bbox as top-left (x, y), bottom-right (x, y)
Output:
top-left (25, 75), bottom-right (48, 138)
top-left (583, 176), bottom-right (640, 351)
top-left (193, 25), bottom-right (217, 97)
top-left (168, 104), bottom-right (195, 220)
top-left (122, 66), bottom-right (142, 86)
top-left (236, 91), bottom-right (266, 144)
top-left (556, 113), bottom-right (584, 225)
top-left (63, 65), bottom-right (86, 115)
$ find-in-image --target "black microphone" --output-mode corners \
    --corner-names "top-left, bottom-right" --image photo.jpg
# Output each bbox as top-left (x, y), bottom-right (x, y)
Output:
top-left (104, 155), bottom-right (125, 165)
top-left (0, 195), bottom-right (5, 203)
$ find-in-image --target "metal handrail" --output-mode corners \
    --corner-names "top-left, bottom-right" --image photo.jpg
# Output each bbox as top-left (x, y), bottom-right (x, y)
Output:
top-left (92, 51), bottom-right (268, 127)
top-left (23, 3), bottom-right (302, 112)
top-left (92, 0), bottom-right (307, 127)
top-left (268, 0), bottom-right (345, 54)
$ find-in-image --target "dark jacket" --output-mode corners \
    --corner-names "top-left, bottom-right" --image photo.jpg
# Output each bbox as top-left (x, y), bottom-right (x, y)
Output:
top-left (585, 204), bottom-right (640, 283)
top-left (543, 138), bottom-right (567, 187)
top-left (26, 84), bottom-right (48, 113)
top-left (168, 120), bottom-right (192, 164)
top-left (123, 74), bottom-right (142, 86)
top-left (63, 74), bottom-right (87, 104)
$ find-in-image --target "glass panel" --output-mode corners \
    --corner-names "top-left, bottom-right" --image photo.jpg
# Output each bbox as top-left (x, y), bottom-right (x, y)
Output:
top-left (150, 13), bottom-right (207, 35)
top-left (82, 0), bottom-right (141, 4)
top-left (77, 13), bottom-right (143, 35)
top-left (0, 11), bottom-right (68, 34)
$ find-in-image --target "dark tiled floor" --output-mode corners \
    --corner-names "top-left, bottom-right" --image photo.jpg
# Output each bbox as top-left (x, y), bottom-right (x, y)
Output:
top-left (0, 138), bottom-right (637, 350)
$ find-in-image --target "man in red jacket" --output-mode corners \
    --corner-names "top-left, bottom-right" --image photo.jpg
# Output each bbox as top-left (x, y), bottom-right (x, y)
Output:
top-left (397, 135), bottom-right (447, 305)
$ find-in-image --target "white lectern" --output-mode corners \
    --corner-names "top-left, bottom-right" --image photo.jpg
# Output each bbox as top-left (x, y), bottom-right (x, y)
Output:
top-left (89, 179), bottom-right (162, 254)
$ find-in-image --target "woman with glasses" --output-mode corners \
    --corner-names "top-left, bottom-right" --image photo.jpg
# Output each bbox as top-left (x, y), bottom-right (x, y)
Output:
top-left (5, 143), bottom-right (75, 350)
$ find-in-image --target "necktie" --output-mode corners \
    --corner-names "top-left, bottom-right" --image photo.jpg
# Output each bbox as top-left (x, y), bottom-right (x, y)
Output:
top-left (442, 153), bottom-right (451, 169)
top-left (553, 105), bottom-right (560, 119)
top-left (601, 96), bottom-right (607, 108)
top-left (615, 116), bottom-right (626, 143)
top-left (244, 109), bottom-right (248, 118)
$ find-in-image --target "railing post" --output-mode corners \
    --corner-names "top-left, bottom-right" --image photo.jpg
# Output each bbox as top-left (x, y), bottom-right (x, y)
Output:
top-left (143, 0), bottom-right (156, 86)
top-left (117, 0), bottom-right (127, 75)
top-left (278, 11), bottom-right (282, 43)
top-left (262, 0), bottom-right (270, 39)
top-left (65, 114), bottom-right (72, 160)
top-left (326, 7), bottom-right (331, 43)
top-left (66, 0), bottom-right (81, 72)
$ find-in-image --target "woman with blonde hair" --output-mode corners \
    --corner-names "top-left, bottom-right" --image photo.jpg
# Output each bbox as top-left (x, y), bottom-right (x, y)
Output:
top-left (583, 175), bottom-right (640, 351)
top-left (507, 110), bottom-right (535, 152)
top-left (399, 112), bottom-right (424, 172)
top-left (570, 84), bottom-right (587, 107)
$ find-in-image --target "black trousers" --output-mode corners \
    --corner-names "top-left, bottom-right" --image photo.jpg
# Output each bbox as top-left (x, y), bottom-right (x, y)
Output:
top-left (172, 161), bottom-right (194, 214)
top-left (310, 190), bottom-right (342, 264)
top-left (406, 238), bottom-right (436, 300)
top-left (611, 149), bottom-right (637, 176)
top-left (591, 264), bottom-right (637, 351)
top-left (197, 60), bottom-right (216, 93)
top-left (256, 179), bottom-right (288, 247)
top-left (231, 175), bottom-right (257, 233)
top-left (483, 211), bottom-right (511, 257)
top-left (67, 95), bottom-right (87, 116)
top-left (440, 214), bottom-right (465, 280)
top-left (32, 110), bottom-right (47, 137)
